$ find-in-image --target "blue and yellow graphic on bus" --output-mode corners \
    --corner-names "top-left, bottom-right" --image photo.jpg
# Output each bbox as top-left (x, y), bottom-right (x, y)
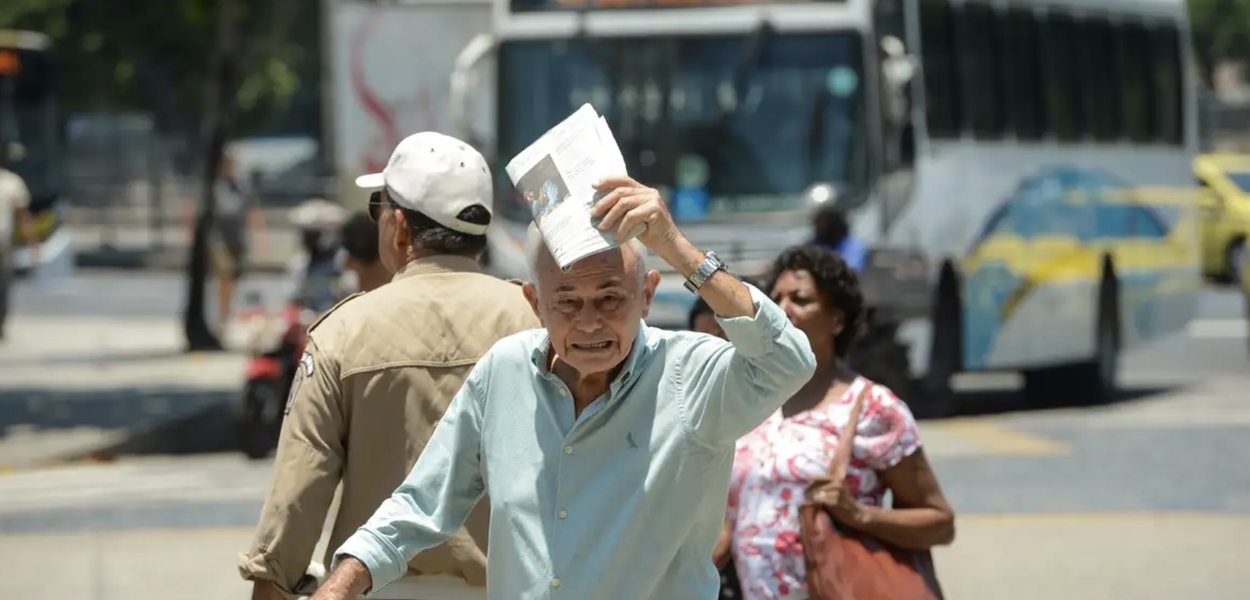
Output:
top-left (962, 166), bottom-right (1198, 370)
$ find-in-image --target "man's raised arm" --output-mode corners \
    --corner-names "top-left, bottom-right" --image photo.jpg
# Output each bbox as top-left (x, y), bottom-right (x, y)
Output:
top-left (311, 363), bottom-right (492, 600)
top-left (678, 279), bottom-right (817, 447)
top-left (587, 174), bottom-right (816, 449)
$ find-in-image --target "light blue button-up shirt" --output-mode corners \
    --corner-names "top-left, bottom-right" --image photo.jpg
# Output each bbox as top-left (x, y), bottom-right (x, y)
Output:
top-left (334, 283), bottom-right (816, 600)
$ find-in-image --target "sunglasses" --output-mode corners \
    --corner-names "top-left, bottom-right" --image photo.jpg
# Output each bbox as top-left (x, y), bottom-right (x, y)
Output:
top-left (368, 190), bottom-right (389, 222)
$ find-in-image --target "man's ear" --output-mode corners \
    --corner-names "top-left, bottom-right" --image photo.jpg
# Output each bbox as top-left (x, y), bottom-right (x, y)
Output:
top-left (640, 269), bottom-right (660, 319)
top-left (391, 208), bottom-right (411, 256)
top-left (522, 281), bottom-right (543, 323)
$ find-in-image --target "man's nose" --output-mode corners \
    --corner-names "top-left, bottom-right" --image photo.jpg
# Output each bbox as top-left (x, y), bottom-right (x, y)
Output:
top-left (573, 303), bottom-right (604, 331)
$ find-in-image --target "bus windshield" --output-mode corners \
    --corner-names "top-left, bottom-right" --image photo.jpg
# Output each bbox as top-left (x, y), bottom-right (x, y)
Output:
top-left (496, 31), bottom-right (866, 223)
top-left (0, 46), bottom-right (56, 204)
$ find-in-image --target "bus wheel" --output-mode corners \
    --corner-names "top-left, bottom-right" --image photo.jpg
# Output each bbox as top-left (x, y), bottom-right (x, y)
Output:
top-left (917, 278), bottom-right (961, 418)
top-left (1227, 239), bottom-right (1246, 285)
top-left (1023, 275), bottom-right (1120, 406)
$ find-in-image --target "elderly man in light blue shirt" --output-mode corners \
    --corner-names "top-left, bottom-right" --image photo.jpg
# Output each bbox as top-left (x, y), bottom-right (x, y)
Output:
top-left (312, 175), bottom-right (816, 600)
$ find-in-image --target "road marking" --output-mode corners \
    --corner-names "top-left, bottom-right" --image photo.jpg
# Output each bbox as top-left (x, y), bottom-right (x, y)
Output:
top-left (0, 458), bottom-right (271, 515)
top-left (922, 419), bottom-right (1070, 457)
top-left (1186, 318), bottom-right (1247, 339)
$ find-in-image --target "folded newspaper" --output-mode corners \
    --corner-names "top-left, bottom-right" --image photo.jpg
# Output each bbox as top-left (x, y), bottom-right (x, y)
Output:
top-left (505, 103), bottom-right (637, 271)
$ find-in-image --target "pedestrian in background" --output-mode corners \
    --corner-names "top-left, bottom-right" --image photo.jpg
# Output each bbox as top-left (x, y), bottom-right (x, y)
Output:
top-left (209, 149), bottom-right (268, 336)
top-left (715, 244), bottom-right (954, 600)
top-left (238, 132), bottom-right (539, 600)
top-left (339, 208), bottom-right (391, 293)
top-left (309, 174), bottom-right (816, 600)
top-left (811, 203), bottom-right (866, 272)
top-left (0, 144), bottom-right (38, 340)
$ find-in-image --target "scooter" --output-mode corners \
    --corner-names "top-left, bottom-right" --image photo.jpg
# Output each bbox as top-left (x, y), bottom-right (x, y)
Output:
top-left (235, 197), bottom-right (350, 459)
top-left (236, 291), bottom-right (319, 460)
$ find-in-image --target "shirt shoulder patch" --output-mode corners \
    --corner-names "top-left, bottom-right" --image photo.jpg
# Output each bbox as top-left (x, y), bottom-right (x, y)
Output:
top-left (285, 350), bottom-right (315, 415)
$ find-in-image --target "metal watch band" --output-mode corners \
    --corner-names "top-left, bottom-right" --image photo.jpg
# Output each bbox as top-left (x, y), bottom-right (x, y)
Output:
top-left (684, 250), bottom-right (726, 293)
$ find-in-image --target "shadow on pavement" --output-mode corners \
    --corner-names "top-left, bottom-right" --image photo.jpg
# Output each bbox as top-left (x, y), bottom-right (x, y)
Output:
top-left (0, 387), bottom-right (241, 457)
top-left (931, 384), bottom-right (1181, 420)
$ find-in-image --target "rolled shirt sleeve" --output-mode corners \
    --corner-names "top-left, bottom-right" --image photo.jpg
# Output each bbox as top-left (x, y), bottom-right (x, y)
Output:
top-left (332, 362), bottom-right (491, 595)
top-left (679, 282), bottom-right (817, 448)
top-left (237, 336), bottom-right (347, 593)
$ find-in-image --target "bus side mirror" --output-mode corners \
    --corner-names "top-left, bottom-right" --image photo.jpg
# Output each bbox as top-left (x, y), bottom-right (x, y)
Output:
top-left (449, 34), bottom-right (498, 154)
top-left (879, 35), bottom-right (917, 129)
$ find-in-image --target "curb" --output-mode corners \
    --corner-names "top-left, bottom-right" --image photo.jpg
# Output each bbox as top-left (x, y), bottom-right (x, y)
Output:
top-left (73, 251), bottom-right (289, 275)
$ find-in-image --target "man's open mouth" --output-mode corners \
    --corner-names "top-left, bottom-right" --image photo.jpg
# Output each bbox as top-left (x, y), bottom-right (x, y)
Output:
top-left (571, 341), bottom-right (614, 351)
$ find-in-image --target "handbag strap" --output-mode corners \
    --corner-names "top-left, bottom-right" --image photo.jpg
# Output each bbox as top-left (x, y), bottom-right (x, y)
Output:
top-left (825, 380), bottom-right (871, 485)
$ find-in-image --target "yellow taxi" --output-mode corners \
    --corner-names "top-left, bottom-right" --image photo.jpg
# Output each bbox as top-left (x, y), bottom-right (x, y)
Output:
top-left (1193, 153), bottom-right (1250, 284)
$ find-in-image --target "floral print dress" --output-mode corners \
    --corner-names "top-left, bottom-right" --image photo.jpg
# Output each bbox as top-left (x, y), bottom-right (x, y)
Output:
top-left (726, 377), bottom-right (922, 600)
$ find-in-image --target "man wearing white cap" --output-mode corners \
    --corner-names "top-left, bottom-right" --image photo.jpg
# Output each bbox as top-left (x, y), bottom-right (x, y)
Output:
top-left (239, 132), bottom-right (540, 600)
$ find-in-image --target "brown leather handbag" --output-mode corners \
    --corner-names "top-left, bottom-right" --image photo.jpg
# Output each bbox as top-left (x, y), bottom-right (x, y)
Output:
top-left (798, 386), bottom-right (945, 600)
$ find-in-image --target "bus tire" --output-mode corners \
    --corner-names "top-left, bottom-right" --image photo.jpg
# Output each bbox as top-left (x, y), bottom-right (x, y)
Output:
top-left (917, 266), bottom-right (961, 418)
top-left (1023, 270), bottom-right (1120, 405)
top-left (1227, 238), bottom-right (1247, 285)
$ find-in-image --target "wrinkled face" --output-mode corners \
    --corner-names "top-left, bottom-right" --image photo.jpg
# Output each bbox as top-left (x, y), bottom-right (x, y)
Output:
top-left (771, 269), bottom-right (842, 356)
top-left (692, 313), bottom-right (725, 339)
top-left (524, 244), bottom-right (659, 377)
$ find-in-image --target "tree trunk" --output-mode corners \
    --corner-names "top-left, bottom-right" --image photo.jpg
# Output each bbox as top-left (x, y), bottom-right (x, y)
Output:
top-left (183, 0), bottom-right (243, 352)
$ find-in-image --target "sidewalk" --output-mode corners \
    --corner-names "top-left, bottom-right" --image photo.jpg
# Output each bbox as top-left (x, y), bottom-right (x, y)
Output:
top-left (2, 515), bottom-right (1248, 600)
top-left (71, 224), bottom-right (299, 274)
top-left (0, 315), bottom-right (250, 469)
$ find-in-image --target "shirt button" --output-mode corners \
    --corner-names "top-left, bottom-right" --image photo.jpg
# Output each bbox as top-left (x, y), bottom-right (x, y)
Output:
top-left (552, 578), bottom-right (562, 588)
top-left (559, 388), bottom-right (569, 396)
top-left (558, 509), bottom-right (568, 519)
top-left (564, 445), bottom-right (573, 454)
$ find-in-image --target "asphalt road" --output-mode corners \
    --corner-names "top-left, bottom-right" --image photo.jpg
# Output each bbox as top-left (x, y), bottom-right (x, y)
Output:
top-left (1, 273), bottom-right (1248, 599)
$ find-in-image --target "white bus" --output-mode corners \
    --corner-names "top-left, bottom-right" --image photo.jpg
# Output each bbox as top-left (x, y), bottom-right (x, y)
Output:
top-left (452, 0), bottom-right (1201, 415)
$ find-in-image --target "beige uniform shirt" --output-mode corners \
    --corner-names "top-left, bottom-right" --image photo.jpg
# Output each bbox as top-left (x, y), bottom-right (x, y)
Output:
top-left (238, 254), bottom-right (541, 594)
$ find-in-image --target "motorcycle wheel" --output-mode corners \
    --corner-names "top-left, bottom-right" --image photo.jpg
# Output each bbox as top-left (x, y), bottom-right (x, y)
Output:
top-left (237, 378), bottom-right (287, 460)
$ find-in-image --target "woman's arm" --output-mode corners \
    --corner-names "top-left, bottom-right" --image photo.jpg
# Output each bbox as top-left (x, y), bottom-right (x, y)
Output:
top-left (844, 448), bottom-right (955, 550)
top-left (712, 517), bottom-right (733, 569)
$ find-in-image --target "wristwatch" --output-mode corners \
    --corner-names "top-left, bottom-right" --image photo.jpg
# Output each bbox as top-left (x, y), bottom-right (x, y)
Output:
top-left (684, 250), bottom-right (727, 293)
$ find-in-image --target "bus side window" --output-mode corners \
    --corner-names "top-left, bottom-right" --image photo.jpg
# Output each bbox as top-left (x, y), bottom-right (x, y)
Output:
top-left (1040, 9), bottom-right (1084, 142)
top-left (962, 1), bottom-right (1006, 139)
top-left (919, 0), bottom-right (961, 138)
top-left (1003, 6), bottom-right (1045, 141)
top-left (1085, 15), bottom-right (1122, 142)
top-left (1117, 21), bottom-right (1158, 143)
top-left (1153, 24), bottom-right (1184, 146)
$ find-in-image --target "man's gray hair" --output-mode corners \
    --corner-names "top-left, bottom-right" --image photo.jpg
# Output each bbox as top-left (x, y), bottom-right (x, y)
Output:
top-left (525, 222), bottom-right (647, 282)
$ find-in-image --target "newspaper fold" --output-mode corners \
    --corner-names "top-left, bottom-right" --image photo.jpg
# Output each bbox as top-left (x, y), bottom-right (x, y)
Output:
top-left (505, 103), bottom-right (634, 271)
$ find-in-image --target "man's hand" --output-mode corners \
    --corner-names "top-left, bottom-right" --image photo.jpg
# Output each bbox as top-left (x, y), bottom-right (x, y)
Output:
top-left (591, 175), bottom-right (682, 252)
top-left (309, 557), bottom-right (372, 600)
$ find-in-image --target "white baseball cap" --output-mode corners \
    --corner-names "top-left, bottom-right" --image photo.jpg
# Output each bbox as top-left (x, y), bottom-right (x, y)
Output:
top-left (355, 132), bottom-right (493, 235)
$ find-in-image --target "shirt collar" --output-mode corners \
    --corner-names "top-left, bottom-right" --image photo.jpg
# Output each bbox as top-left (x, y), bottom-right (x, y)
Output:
top-left (392, 255), bottom-right (482, 282)
top-left (530, 322), bottom-right (650, 395)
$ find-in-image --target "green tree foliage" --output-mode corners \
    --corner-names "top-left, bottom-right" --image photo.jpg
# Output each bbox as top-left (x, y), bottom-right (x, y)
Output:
top-left (1189, 0), bottom-right (1250, 85)
top-left (0, 0), bottom-right (314, 139)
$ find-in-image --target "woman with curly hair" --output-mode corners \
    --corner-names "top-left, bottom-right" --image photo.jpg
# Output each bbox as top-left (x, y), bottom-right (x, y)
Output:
top-left (714, 244), bottom-right (955, 600)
